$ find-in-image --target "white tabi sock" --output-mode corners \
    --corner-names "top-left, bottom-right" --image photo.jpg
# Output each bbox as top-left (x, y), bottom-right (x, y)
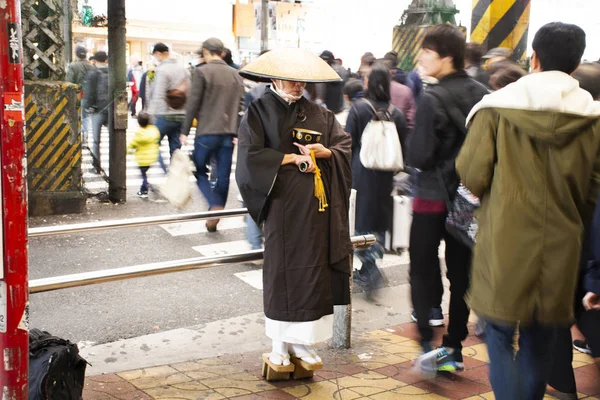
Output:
top-left (269, 340), bottom-right (290, 366)
top-left (289, 343), bottom-right (322, 364)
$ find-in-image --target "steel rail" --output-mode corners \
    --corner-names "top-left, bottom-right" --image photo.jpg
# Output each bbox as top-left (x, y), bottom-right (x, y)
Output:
top-left (28, 208), bottom-right (249, 238)
top-left (29, 235), bottom-right (376, 294)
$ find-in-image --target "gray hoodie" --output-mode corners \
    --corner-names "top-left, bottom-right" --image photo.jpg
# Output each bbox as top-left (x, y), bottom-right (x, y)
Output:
top-left (148, 57), bottom-right (190, 117)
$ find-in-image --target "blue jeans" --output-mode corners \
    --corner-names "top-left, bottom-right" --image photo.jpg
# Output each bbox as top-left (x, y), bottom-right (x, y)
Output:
top-left (91, 112), bottom-right (108, 168)
top-left (485, 319), bottom-right (557, 400)
top-left (81, 99), bottom-right (90, 144)
top-left (355, 230), bottom-right (385, 279)
top-left (193, 134), bottom-right (234, 209)
top-left (155, 116), bottom-right (183, 172)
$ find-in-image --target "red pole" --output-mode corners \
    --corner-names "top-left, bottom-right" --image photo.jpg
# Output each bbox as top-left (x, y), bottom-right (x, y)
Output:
top-left (0, 0), bottom-right (28, 397)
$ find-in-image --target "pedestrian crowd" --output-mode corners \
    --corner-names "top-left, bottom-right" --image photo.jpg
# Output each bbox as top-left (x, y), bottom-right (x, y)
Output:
top-left (66, 21), bottom-right (600, 399)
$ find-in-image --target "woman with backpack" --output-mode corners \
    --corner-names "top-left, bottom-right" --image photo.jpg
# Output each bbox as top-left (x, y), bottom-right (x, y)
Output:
top-left (345, 62), bottom-right (408, 294)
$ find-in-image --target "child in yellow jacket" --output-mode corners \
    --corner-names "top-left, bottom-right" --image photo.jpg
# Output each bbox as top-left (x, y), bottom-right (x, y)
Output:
top-left (127, 112), bottom-right (160, 197)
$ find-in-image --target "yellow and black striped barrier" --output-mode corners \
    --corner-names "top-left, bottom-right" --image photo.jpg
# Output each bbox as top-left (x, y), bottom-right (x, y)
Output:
top-left (25, 81), bottom-right (86, 216)
top-left (471, 0), bottom-right (531, 61)
top-left (392, 25), bottom-right (428, 71)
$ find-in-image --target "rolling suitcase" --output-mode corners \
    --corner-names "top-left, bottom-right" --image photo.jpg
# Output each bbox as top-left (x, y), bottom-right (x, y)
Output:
top-left (385, 195), bottom-right (412, 253)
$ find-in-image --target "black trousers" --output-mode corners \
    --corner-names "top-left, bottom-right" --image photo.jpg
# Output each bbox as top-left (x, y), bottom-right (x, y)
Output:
top-left (409, 211), bottom-right (472, 348)
top-left (548, 306), bottom-right (600, 393)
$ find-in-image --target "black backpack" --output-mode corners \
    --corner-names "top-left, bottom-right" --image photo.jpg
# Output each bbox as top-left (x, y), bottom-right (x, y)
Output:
top-left (29, 329), bottom-right (88, 400)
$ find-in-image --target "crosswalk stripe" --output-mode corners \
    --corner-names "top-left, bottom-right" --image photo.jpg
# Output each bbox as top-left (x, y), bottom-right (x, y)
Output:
top-left (192, 240), bottom-right (252, 257)
top-left (82, 128), bottom-right (237, 189)
top-left (83, 172), bottom-right (238, 190)
top-left (160, 217), bottom-right (246, 237)
top-left (232, 253), bottom-right (411, 291)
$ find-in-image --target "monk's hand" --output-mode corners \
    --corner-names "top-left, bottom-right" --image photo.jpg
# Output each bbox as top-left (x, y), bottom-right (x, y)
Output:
top-left (294, 154), bottom-right (315, 173)
top-left (293, 143), bottom-right (311, 156)
top-left (306, 144), bottom-right (332, 159)
top-left (583, 292), bottom-right (600, 311)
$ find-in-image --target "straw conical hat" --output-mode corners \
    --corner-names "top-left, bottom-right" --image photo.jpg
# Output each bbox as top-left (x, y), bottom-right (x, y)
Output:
top-left (240, 48), bottom-right (342, 83)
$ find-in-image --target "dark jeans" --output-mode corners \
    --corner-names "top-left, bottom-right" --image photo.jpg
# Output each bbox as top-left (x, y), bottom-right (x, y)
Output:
top-left (91, 112), bottom-right (109, 168)
top-left (130, 94), bottom-right (138, 115)
top-left (155, 116), bottom-right (183, 172)
top-left (409, 211), bottom-right (471, 349)
top-left (485, 319), bottom-right (557, 400)
top-left (193, 134), bottom-right (234, 209)
top-left (140, 166), bottom-right (150, 192)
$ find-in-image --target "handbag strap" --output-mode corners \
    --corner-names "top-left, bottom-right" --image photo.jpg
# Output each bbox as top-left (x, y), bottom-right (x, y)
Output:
top-left (428, 85), bottom-right (468, 137)
top-left (435, 167), bottom-right (453, 211)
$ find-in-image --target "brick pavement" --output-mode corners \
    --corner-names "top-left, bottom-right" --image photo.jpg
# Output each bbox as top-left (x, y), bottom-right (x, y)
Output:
top-left (84, 321), bottom-right (600, 399)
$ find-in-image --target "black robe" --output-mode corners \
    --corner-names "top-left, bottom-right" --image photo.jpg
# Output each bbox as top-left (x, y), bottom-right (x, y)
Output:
top-left (236, 91), bottom-right (353, 322)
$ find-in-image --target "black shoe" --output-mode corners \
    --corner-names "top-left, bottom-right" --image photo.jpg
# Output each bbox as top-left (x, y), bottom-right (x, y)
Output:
top-left (137, 191), bottom-right (148, 198)
top-left (352, 269), bottom-right (371, 289)
top-left (573, 339), bottom-right (591, 355)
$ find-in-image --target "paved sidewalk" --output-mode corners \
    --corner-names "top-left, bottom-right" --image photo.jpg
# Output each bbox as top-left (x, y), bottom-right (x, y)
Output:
top-left (84, 321), bottom-right (600, 400)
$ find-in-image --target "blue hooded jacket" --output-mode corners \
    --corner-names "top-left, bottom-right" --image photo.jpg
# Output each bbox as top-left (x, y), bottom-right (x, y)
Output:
top-left (585, 192), bottom-right (600, 294)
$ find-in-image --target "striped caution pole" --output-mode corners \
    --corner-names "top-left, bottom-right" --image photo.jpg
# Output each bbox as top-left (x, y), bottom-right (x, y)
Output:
top-left (25, 88), bottom-right (82, 193)
top-left (392, 25), bottom-right (428, 71)
top-left (470, 0), bottom-right (531, 61)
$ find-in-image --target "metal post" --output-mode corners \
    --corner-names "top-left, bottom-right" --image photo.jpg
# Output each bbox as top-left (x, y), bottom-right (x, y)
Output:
top-left (107, 0), bottom-right (128, 203)
top-left (63, 0), bottom-right (72, 65)
top-left (332, 190), bottom-right (357, 349)
top-left (260, 0), bottom-right (268, 52)
top-left (0, 0), bottom-right (29, 396)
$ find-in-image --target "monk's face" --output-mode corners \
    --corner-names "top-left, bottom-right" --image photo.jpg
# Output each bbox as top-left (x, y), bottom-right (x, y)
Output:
top-left (279, 80), bottom-right (306, 97)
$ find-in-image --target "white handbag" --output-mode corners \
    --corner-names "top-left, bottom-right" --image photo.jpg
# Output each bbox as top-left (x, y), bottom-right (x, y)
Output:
top-left (159, 149), bottom-right (193, 208)
top-left (359, 100), bottom-right (404, 171)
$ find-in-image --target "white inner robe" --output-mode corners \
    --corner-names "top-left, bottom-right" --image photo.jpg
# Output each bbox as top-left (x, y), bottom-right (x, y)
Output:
top-left (265, 314), bottom-right (333, 345)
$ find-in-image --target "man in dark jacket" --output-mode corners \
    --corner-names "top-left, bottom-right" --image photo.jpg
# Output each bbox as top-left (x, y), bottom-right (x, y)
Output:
top-left (180, 38), bottom-right (244, 232)
top-left (67, 45), bottom-right (95, 144)
top-left (317, 50), bottom-right (348, 113)
top-left (465, 43), bottom-right (490, 88)
top-left (408, 24), bottom-right (489, 373)
top-left (83, 51), bottom-right (109, 172)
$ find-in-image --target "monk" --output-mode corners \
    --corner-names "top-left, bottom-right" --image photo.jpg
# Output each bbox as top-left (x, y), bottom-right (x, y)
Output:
top-left (236, 49), bottom-right (353, 366)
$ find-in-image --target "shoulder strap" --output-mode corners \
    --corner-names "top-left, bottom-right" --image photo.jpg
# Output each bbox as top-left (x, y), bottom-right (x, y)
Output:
top-left (428, 86), bottom-right (468, 136)
top-left (387, 103), bottom-right (395, 115)
top-left (361, 99), bottom-right (378, 115)
top-left (362, 99), bottom-right (396, 121)
top-left (428, 85), bottom-right (468, 209)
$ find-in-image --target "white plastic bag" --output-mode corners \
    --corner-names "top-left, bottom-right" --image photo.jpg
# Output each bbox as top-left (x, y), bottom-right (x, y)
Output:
top-left (159, 149), bottom-right (193, 208)
top-left (359, 101), bottom-right (403, 171)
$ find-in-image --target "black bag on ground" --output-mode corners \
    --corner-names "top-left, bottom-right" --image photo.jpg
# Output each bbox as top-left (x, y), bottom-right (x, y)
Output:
top-left (29, 328), bottom-right (88, 400)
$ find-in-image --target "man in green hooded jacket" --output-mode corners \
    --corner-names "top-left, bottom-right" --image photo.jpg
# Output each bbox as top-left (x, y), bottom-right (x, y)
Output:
top-left (457, 22), bottom-right (600, 399)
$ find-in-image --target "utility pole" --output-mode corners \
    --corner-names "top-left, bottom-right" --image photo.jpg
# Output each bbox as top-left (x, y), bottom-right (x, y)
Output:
top-left (63, 0), bottom-right (72, 65)
top-left (0, 0), bottom-right (29, 397)
top-left (107, 0), bottom-right (127, 203)
top-left (260, 0), bottom-right (268, 52)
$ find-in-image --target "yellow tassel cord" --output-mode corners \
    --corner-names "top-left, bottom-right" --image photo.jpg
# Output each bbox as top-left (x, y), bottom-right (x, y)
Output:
top-left (310, 150), bottom-right (328, 212)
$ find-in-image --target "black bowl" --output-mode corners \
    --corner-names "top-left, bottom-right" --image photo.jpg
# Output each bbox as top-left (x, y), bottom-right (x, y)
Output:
top-left (292, 128), bottom-right (322, 145)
